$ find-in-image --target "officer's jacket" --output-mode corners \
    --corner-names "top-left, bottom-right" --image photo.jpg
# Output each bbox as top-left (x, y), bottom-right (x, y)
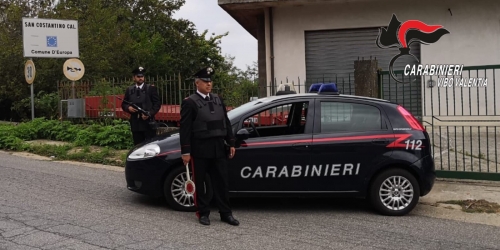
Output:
top-left (121, 83), bottom-right (161, 131)
top-left (179, 92), bottom-right (235, 158)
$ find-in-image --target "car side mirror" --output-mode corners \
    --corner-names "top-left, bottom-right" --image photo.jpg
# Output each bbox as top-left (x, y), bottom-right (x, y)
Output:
top-left (236, 128), bottom-right (250, 141)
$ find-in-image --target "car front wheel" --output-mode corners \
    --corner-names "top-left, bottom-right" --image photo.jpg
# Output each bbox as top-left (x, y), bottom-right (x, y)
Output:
top-left (369, 168), bottom-right (420, 216)
top-left (163, 166), bottom-right (213, 212)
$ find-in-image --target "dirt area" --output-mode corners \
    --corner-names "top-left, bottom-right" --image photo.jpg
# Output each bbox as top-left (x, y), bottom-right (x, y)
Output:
top-left (438, 199), bottom-right (500, 213)
top-left (105, 149), bottom-right (129, 164)
top-left (22, 140), bottom-right (128, 166)
top-left (416, 180), bottom-right (500, 227)
top-left (25, 139), bottom-right (71, 146)
top-left (67, 146), bottom-right (129, 165)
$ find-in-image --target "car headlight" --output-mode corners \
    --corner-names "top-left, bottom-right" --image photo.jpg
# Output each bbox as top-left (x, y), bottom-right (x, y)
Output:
top-left (128, 143), bottom-right (161, 160)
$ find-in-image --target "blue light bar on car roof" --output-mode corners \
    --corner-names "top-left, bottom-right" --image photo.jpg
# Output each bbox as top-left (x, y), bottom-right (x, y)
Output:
top-left (308, 83), bottom-right (323, 93)
top-left (318, 83), bottom-right (339, 95)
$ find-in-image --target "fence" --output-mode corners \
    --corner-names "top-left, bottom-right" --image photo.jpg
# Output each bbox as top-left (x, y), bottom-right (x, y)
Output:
top-left (380, 64), bottom-right (500, 181)
top-left (57, 74), bottom-right (275, 126)
top-left (378, 70), bottom-right (422, 119)
top-left (57, 68), bottom-right (500, 181)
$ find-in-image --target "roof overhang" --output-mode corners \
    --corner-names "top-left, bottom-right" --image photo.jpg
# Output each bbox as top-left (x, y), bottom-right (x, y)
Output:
top-left (218, 0), bottom-right (328, 38)
top-left (218, 0), bottom-right (399, 38)
top-left (218, 3), bottom-right (265, 39)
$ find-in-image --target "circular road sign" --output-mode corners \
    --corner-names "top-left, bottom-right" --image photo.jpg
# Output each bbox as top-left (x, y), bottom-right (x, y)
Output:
top-left (63, 58), bottom-right (85, 81)
top-left (25, 60), bottom-right (36, 84)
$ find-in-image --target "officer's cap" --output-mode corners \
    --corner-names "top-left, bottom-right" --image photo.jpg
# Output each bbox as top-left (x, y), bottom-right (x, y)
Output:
top-left (193, 67), bottom-right (215, 82)
top-left (132, 66), bottom-right (146, 76)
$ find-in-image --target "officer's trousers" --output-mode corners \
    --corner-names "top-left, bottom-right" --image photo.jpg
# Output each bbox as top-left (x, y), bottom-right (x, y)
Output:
top-left (190, 156), bottom-right (232, 218)
top-left (132, 129), bottom-right (156, 145)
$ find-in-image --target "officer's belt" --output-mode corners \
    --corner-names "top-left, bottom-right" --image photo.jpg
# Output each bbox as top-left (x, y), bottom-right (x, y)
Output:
top-left (193, 120), bottom-right (226, 131)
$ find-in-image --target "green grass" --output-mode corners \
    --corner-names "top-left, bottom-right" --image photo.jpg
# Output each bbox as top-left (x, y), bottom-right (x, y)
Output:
top-left (0, 118), bottom-right (135, 167)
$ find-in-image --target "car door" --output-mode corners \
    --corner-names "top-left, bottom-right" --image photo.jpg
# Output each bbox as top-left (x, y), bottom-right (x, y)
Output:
top-left (228, 99), bottom-right (314, 193)
top-left (309, 98), bottom-right (394, 192)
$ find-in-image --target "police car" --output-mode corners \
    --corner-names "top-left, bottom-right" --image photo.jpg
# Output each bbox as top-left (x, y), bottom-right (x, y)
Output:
top-left (125, 82), bottom-right (435, 216)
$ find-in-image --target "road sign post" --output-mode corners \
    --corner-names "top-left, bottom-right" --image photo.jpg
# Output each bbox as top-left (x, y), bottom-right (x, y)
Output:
top-left (63, 58), bottom-right (85, 98)
top-left (31, 82), bottom-right (34, 120)
top-left (25, 59), bottom-right (36, 120)
top-left (22, 17), bottom-right (80, 122)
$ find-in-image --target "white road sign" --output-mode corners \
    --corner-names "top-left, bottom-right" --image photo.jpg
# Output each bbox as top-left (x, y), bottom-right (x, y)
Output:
top-left (22, 17), bottom-right (79, 58)
top-left (63, 58), bottom-right (85, 81)
top-left (24, 60), bottom-right (36, 84)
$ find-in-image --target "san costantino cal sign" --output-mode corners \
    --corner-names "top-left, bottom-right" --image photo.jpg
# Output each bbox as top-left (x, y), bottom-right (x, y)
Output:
top-left (22, 18), bottom-right (79, 58)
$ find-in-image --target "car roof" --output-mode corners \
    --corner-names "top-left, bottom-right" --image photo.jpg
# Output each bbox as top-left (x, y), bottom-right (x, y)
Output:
top-left (255, 93), bottom-right (396, 105)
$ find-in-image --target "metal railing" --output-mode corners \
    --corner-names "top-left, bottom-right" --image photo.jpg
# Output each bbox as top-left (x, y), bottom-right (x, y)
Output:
top-left (380, 64), bottom-right (500, 180)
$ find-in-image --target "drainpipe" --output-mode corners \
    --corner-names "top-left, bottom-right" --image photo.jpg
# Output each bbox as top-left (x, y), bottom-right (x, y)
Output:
top-left (269, 7), bottom-right (275, 95)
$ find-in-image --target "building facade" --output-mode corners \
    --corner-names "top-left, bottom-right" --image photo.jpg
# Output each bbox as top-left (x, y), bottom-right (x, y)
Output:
top-left (219, 0), bottom-right (500, 120)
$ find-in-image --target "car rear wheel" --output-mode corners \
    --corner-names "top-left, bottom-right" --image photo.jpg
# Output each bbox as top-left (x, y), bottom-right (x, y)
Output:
top-left (163, 166), bottom-right (213, 212)
top-left (369, 168), bottom-right (420, 216)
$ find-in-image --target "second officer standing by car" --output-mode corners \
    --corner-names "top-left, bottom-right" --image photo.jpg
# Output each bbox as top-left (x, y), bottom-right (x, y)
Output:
top-left (179, 67), bottom-right (239, 226)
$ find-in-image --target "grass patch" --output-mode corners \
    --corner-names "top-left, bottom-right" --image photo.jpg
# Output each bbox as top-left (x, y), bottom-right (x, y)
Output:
top-left (54, 145), bottom-right (125, 167)
top-left (438, 199), bottom-right (500, 213)
top-left (4, 141), bottom-right (128, 167)
top-left (0, 118), bottom-right (135, 167)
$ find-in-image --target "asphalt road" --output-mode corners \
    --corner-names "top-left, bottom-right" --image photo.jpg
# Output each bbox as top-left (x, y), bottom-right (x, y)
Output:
top-left (1, 152), bottom-right (500, 250)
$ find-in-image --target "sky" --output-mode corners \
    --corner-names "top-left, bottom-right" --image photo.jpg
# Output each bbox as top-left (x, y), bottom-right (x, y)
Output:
top-left (172, 0), bottom-right (258, 71)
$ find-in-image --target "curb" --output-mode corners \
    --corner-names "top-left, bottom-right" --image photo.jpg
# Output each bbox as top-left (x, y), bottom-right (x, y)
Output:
top-left (435, 177), bottom-right (500, 187)
top-left (0, 150), bottom-right (125, 172)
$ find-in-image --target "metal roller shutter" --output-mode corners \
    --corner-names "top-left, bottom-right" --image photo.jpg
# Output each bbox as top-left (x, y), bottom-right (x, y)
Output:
top-left (304, 27), bottom-right (422, 117)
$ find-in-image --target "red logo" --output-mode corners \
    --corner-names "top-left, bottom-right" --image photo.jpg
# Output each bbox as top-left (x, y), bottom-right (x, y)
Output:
top-left (376, 14), bottom-right (450, 83)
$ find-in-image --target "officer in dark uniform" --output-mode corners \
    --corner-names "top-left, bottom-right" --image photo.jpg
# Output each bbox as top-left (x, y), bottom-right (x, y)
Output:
top-left (121, 67), bottom-right (161, 145)
top-left (179, 67), bottom-right (239, 226)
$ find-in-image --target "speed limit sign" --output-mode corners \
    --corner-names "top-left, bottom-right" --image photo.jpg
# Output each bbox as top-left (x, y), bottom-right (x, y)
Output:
top-left (25, 60), bottom-right (36, 84)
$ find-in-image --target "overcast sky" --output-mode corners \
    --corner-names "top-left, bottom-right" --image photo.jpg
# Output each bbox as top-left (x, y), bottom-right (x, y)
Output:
top-left (173, 0), bottom-right (258, 71)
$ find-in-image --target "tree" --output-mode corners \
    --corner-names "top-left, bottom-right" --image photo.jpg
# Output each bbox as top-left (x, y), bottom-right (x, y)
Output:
top-left (0, 0), bottom-right (255, 121)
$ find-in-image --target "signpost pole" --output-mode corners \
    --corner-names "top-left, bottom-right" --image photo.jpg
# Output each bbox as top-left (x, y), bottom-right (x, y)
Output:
top-left (31, 75), bottom-right (34, 120)
top-left (25, 58), bottom-right (36, 121)
top-left (72, 80), bottom-right (75, 99)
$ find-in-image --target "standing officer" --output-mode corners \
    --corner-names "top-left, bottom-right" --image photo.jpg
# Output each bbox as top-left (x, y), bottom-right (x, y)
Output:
top-left (179, 67), bottom-right (239, 226)
top-left (121, 66), bottom-right (161, 145)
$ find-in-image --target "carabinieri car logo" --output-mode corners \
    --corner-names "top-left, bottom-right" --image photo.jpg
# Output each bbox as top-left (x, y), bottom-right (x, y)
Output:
top-left (376, 14), bottom-right (450, 83)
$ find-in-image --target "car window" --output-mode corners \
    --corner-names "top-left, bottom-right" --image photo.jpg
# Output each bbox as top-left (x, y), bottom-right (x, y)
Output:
top-left (227, 97), bottom-right (275, 120)
top-left (242, 101), bottom-right (309, 138)
top-left (320, 101), bottom-right (383, 132)
top-left (227, 100), bottom-right (261, 120)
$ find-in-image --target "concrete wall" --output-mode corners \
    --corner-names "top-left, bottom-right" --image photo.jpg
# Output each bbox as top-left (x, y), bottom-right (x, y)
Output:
top-left (271, 0), bottom-right (500, 80)
top-left (265, 0), bottom-right (500, 121)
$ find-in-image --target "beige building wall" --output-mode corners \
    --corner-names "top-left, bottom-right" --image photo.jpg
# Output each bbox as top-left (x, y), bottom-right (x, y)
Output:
top-left (265, 0), bottom-right (500, 123)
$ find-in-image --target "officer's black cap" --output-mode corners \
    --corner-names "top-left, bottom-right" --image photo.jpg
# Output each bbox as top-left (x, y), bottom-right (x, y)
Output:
top-left (193, 67), bottom-right (215, 82)
top-left (132, 66), bottom-right (146, 77)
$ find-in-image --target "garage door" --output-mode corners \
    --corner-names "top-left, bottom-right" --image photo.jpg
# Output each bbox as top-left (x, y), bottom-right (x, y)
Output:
top-left (305, 27), bottom-right (422, 117)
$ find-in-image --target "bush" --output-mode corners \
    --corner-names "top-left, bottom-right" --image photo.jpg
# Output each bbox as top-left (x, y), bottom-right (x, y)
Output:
top-left (11, 91), bottom-right (61, 121)
top-left (0, 135), bottom-right (29, 151)
top-left (0, 118), bottom-right (133, 150)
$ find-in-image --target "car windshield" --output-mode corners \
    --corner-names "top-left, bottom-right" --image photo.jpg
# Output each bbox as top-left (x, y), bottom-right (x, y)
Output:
top-left (227, 99), bottom-right (266, 120)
